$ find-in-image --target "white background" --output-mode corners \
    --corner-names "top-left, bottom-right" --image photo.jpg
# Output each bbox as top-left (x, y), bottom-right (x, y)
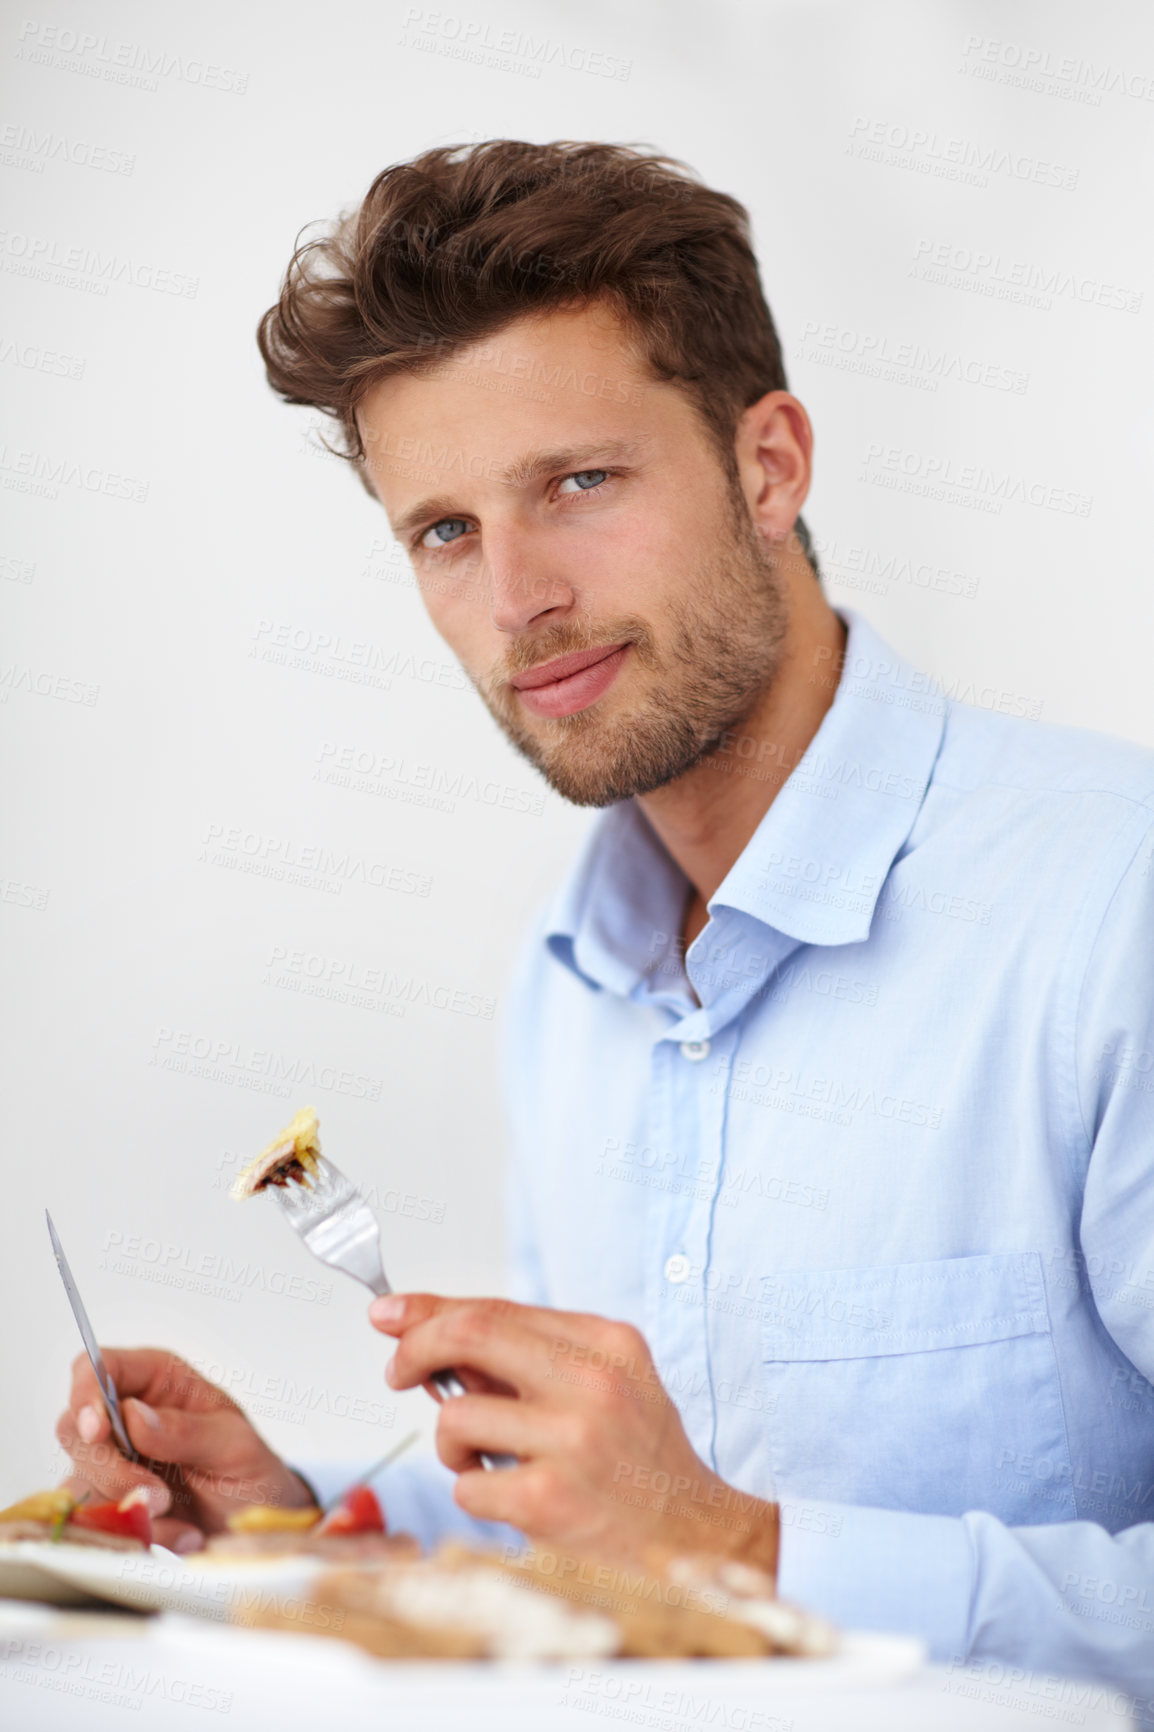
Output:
top-left (2, 0), bottom-right (1152, 1503)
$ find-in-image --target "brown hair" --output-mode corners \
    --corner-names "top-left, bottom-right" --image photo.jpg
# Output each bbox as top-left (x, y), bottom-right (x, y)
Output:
top-left (257, 138), bottom-right (815, 564)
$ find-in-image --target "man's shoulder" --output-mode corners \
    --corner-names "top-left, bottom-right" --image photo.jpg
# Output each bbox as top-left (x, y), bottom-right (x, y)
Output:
top-left (935, 697), bottom-right (1154, 813)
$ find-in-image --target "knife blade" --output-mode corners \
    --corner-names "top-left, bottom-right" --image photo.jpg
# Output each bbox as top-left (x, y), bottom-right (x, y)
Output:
top-left (46, 1209), bottom-right (139, 1464)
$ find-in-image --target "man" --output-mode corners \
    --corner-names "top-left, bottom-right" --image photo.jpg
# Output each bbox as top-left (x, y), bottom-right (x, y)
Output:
top-left (59, 141), bottom-right (1154, 1699)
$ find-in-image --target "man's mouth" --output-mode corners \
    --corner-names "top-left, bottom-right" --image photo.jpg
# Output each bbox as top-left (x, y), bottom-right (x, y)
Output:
top-left (510, 643), bottom-right (630, 719)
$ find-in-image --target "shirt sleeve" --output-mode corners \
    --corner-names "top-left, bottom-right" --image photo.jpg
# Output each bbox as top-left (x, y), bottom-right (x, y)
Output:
top-left (783, 810), bottom-right (1154, 1720)
top-left (777, 1499), bottom-right (1154, 1718)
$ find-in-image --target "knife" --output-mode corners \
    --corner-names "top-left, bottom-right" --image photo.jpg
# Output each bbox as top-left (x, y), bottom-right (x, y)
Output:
top-left (46, 1209), bottom-right (140, 1464)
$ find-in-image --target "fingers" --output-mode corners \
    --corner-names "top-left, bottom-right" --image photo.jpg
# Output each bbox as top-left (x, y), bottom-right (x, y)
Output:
top-left (451, 1460), bottom-right (541, 1530)
top-left (56, 1397), bottom-right (183, 1515)
top-left (383, 1303), bottom-right (551, 1399)
top-left (453, 1456), bottom-right (626, 1552)
top-left (55, 1407), bottom-right (171, 1515)
top-left (69, 1398), bottom-right (110, 1449)
top-left (433, 1393), bottom-right (536, 1473)
top-left (67, 1355), bottom-right (110, 1420)
top-left (368, 1293), bottom-right (442, 1337)
top-left (68, 1348), bottom-right (174, 1414)
top-left (370, 1297), bottom-right (653, 1408)
top-left (67, 1349), bottom-right (233, 1420)
top-left (124, 1400), bottom-right (291, 1503)
top-left (369, 1294), bottom-right (610, 1346)
top-left (117, 1398), bottom-right (235, 1473)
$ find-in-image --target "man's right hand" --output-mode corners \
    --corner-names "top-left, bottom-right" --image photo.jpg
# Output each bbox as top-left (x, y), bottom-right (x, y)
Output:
top-left (55, 1348), bottom-right (317, 1553)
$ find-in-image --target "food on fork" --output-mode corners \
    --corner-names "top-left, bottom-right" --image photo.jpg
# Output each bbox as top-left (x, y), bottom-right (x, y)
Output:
top-left (231, 1106), bottom-right (321, 1200)
top-left (0, 1487), bottom-right (153, 1550)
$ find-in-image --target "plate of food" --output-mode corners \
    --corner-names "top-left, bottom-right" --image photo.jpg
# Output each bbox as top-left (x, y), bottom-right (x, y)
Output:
top-left (232, 1536), bottom-right (926, 1684)
top-left (0, 1486), bottom-right (165, 1608)
top-left (0, 1481), bottom-right (410, 1619)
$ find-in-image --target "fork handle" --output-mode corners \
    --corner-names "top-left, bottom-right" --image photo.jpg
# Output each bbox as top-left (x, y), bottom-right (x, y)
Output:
top-left (429, 1369), bottom-right (518, 1472)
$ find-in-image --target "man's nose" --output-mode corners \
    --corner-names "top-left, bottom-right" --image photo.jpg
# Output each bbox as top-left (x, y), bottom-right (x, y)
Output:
top-left (482, 526), bottom-right (575, 633)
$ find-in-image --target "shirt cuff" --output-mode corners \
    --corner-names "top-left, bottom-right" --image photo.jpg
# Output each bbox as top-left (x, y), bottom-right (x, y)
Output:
top-left (775, 1497), bottom-right (974, 1660)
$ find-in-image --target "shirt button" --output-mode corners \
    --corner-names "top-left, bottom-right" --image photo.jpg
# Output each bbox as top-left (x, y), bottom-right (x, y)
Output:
top-left (664, 1253), bottom-right (691, 1284)
top-left (680, 1039), bottom-right (711, 1061)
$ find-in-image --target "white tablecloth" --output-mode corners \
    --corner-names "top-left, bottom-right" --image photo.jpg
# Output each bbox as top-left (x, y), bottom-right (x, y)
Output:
top-left (0, 1602), bottom-right (1136, 1731)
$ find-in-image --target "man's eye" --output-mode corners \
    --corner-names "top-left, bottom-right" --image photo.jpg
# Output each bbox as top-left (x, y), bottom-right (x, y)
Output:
top-left (419, 517), bottom-right (472, 550)
top-left (557, 469), bottom-right (609, 495)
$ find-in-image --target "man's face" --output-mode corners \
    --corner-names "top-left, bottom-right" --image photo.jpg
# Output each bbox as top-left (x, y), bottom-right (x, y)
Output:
top-left (356, 302), bottom-right (789, 807)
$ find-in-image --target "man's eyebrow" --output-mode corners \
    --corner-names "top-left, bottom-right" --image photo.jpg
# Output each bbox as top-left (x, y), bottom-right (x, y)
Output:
top-left (390, 437), bottom-right (652, 542)
top-left (502, 437), bottom-right (651, 488)
top-left (391, 493), bottom-right (460, 544)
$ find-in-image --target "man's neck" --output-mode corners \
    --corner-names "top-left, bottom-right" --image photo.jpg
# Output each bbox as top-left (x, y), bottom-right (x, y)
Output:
top-left (636, 559), bottom-right (846, 953)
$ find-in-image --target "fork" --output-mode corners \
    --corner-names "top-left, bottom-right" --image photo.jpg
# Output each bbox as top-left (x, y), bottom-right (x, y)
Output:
top-left (268, 1154), bottom-right (516, 1471)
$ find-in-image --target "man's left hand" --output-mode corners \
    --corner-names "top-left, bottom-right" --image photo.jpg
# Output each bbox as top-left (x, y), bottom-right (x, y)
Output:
top-left (369, 1293), bottom-right (778, 1575)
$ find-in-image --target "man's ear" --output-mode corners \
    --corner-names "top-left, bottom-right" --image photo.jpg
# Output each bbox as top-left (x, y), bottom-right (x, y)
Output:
top-left (733, 390), bottom-right (813, 546)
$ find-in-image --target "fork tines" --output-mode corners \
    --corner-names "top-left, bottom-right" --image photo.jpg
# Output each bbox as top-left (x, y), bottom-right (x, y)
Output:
top-left (268, 1152), bottom-right (390, 1294)
top-left (268, 1152), bottom-right (359, 1225)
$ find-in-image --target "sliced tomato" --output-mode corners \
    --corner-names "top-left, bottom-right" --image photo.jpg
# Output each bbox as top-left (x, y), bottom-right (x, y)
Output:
top-left (316, 1484), bottom-right (385, 1535)
top-left (68, 1493), bottom-right (153, 1547)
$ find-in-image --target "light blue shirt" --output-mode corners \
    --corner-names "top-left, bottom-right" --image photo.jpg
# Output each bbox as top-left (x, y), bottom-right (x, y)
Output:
top-left (306, 608), bottom-right (1154, 1710)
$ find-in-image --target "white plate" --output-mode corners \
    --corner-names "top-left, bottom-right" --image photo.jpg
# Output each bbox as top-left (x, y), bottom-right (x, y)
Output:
top-left (182, 1619), bottom-right (926, 1693)
top-left (0, 1541), bottom-right (125, 1609)
top-left (0, 1541), bottom-right (325, 1621)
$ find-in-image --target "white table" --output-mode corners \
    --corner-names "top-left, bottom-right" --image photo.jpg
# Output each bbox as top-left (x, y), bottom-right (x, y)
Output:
top-left (0, 1602), bottom-right (1136, 1731)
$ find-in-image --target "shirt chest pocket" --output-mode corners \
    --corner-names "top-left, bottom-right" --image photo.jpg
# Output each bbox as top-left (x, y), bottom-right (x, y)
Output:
top-left (759, 1252), bottom-right (1074, 1523)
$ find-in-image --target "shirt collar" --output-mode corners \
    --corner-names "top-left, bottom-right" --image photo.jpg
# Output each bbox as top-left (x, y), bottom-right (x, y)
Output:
top-left (545, 798), bottom-right (688, 995)
top-left (543, 608), bottom-right (947, 994)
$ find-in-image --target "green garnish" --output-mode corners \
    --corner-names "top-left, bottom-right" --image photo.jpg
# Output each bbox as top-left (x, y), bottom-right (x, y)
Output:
top-left (49, 1500), bottom-right (76, 1543)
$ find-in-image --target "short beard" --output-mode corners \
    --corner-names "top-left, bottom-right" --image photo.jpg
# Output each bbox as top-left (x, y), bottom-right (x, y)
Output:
top-left (471, 492), bottom-right (790, 808)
